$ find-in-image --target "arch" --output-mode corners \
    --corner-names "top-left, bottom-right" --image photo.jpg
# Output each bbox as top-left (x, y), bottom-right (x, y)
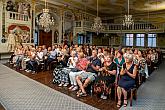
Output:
top-left (64, 10), bottom-right (75, 21)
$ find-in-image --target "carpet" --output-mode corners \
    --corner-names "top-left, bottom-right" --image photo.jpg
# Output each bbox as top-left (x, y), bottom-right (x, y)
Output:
top-left (0, 64), bottom-right (98, 110)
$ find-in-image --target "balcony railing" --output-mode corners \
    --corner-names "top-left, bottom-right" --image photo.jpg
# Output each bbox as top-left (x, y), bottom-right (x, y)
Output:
top-left (74, 20), bottom-right (164, 33)
top-left (6, 11), bottom-right (30, 21)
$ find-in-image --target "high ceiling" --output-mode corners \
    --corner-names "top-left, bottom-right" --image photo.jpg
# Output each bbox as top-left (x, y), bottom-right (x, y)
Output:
top-left (39, 0), bottom-right (165, 23)
top-left (53, 0), bottom-right (165, 15)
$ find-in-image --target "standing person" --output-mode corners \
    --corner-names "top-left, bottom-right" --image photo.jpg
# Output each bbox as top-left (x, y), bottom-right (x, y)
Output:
top-left (117, 53), bottom-right (138, 108)
top-left (8, 30), bottom-right (16, 52)
top-left (18, 2), bottom-right (23, 13)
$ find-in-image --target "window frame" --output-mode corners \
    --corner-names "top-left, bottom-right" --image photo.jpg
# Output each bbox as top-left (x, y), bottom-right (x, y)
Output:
top-left (148, 34), bottom-right (157, 47)
top-left (136, 34), bottom-right (145, 47)
top-left (125, 34), bottom-right (134, 46)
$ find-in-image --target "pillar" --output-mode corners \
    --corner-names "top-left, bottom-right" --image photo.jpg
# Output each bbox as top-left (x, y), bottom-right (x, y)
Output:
top-left (0, 0), bottom-right (3, 41)
top-left (58, 9), bottom-right (63, 44)
top-left (31, 0), bottom-right (36, 44)
top-left (52, 29), bottom-right (54, 45)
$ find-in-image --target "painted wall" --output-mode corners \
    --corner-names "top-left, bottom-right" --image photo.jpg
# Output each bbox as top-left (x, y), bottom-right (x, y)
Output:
top-left (157, 33), bottom-right (165, 48)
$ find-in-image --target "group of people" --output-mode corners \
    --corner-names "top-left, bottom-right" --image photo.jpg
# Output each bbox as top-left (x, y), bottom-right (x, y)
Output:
top-left (6, 0), bottom-right (31, 17)
top-left (7, 30), bottom-right (30, 52)
top-left (9, 43), bottom-right (162, 108)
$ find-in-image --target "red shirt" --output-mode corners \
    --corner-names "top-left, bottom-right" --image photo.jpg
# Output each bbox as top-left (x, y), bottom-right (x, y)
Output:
top-left (76, 58), bottom-right (88, 71)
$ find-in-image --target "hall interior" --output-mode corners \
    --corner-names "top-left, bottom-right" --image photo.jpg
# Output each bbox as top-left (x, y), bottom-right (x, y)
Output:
top-left (0, 0), bottom-right (165, 110)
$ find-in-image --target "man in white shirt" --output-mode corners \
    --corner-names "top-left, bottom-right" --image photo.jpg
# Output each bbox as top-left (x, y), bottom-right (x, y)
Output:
top-left (42, 45), bottom-right (47, 56)
top-left (36, 47), bottom-right (44, 61)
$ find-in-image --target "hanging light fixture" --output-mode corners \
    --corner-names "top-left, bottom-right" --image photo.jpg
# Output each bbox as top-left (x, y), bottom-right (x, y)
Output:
top-left (37, 0), bottom-right (54, 32)
top-left (145, 0), bottom-right (151, 33)
top-left (123, 0), bottom-right (134, 28)
top-left (91, 0), bottom-right (104, 35)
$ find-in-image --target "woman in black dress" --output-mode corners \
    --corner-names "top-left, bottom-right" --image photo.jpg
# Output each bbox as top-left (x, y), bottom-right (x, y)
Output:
top-left (117, 53), bottom-right (138, 107)
top-left (94, 54), bottom-right (117, 100)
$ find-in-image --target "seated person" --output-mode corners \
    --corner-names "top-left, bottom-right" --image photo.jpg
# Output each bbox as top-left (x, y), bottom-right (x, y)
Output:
top-left (114, 50), bottom-right (125, 81)
top-left (117, 53), bottom-right (138, 108)
top-left (42, 45), bottom-right (47, 56)
top-left (21, 46), bottom-right (31, 70)
top-left (26, 48), bottom-right (38, 74)
top-left (76, 50), bottom-right (101, 97)
top-left (55, 51), bottom-right (78, 87)
top-left (45, 46), bottom-right (57, 70)
top-left (68, 52), bottom-right (88, 91)
top-left (137, 50), bottom-right (149, 81)
top-left (94, 54), bottom-right (117, 99)
top-left (15, 45), bottom-right (24, 69)
top-left (36, 47), bottom-right (44, 64)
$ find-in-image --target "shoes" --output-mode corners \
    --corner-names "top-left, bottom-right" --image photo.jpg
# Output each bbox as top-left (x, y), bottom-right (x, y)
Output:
top-left (102, 95), bottom-right (107, 100)
top-left (25, 69), bottom-right (28, 72)
top-left (117, 100), bottom-right (121, 108)
top-left (58, 83), bottom-right (64, 87)
top-left (71, 86), bottom-right (78, 91)
top-left (100, 94), bottom-right (104, 99)
top-left (25, 70), bottom-right (31, 73)
top-left (32, 71), bottom-right (36, 74)
top-left (124, 99), bottom-right (128, 107)
top-left (63, 83), bottom-right (69, 87)
top-left (100, 94), bottom-right (107, 100)
top-left (69, 85), bottom-right (74, 90)
top-left (77, 92), bottom-right (87, 97)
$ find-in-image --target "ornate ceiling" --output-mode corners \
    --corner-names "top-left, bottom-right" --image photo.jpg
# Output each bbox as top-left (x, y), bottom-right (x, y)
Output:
top-left (53, 0), bottom-right (165, 14)
top-left (37, 0), bottom-right (165, 23)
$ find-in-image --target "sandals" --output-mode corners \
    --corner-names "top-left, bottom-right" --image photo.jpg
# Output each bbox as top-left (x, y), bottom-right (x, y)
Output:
top-left (77, 92), bottom-right (87, 97)
top-left (117, 100), bottom-right (121, 108)
top-left (76, 89), bottom-right (82, 95)
top-left (124, 99), bottom-right (128, 107)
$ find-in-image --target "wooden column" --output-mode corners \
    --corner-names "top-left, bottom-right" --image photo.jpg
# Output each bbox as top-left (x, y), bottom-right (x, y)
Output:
top-left (31, 0), bottom-right (36, 44)
top-left (0, 0), bottom-right (3, 41)
top-left (58, 8), bottom-right (64, 44)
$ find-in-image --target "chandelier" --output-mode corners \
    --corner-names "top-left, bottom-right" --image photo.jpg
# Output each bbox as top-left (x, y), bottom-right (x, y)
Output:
top-left (37, 0), bottom-right (54, 32)
top-left (145, 0), bottom-right (151, 34)
top-left (123, 0), bottom-right (134, 28)
top-left (91, 0), bottom-right (104, 35)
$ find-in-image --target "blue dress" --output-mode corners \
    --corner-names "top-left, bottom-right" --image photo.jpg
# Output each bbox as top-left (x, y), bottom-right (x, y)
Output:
top-left (118, 63), bottom-right (135, 91)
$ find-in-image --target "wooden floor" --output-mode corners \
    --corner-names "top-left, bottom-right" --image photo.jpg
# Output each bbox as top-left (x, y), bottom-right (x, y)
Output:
top-left (2, 63), bottom-right (118, 110)
top-left (0, 103), bottom-right (5, 110)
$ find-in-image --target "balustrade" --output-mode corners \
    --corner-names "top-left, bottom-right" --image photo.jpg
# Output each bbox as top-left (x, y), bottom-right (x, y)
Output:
top-left (7, 11), bottom-right (29, 21)
top-left (74, 20), bottom-right (164, 32)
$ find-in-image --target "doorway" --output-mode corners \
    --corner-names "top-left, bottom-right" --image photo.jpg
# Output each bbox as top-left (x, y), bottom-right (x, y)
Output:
top-left (39, 30), bottom-right (52, 47)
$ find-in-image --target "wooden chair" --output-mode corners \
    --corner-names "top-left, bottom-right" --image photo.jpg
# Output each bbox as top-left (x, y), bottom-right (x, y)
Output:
top-left (129, 87), bottom-right (137, 106)
top-left (49, 60), bottom-right (57, 71)
top-left (129, 72), bottom-right (139, 106)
